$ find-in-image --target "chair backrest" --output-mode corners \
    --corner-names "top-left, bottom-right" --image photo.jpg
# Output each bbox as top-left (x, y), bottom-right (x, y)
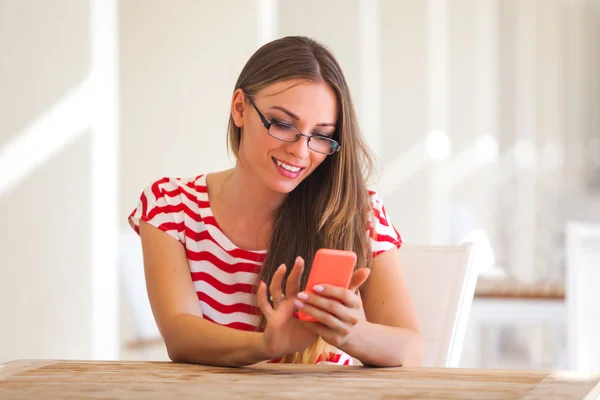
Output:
top-left (565, 221), bottom-right (600, 372)
top-left (399, 243), bottom-right (477, 368)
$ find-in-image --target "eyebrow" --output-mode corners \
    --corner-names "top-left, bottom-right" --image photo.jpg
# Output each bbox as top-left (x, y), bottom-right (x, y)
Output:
top-left (270, 106), bottom-right (336, 127)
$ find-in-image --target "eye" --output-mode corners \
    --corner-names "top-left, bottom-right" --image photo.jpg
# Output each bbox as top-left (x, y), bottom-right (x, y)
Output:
top-left (271, 119), bottom-right (295, 130)
top-left (312, 135), bottom-right (332, 143)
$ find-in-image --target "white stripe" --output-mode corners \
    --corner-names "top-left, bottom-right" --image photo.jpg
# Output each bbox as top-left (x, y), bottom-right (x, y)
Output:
top-left (194, 280), bottom-right (256, 306)
top-left (186, 238), bottom-right (264, 265)
top-left (202, 224), bottom-right (267, 254)
top-left (200, 301), bottom-right (260, 327)
top-left (144, 213), bottom-right (183, 232)
top-left (189, 260), bottom-right (258, 285)
top-left (371, 239), bottom-right (397, 254)
top-left (129, 214), bottom-right (183, 242)
top-left (151, 181), bottom-right (203, 215)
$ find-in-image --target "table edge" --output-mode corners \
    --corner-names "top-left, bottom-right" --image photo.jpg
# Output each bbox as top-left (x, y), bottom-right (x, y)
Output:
top-left (0, 360), bottom-right (54, 379)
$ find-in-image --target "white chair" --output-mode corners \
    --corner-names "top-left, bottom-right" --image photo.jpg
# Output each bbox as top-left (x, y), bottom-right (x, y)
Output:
top-left (399, 243), bottom-right (477, 368)
top-left (565, 221), bottom-right (600, 372)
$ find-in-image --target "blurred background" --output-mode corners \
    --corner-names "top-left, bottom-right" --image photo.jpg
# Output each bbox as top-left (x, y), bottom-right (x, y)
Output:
top-left (1, 0), bottom-right (599, 370)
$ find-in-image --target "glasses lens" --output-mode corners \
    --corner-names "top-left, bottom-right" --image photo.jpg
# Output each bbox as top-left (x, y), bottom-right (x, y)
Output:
top-left (268, 122), bottom-right (301, 142)
top-left (309, 136), bottom-right (339, 154)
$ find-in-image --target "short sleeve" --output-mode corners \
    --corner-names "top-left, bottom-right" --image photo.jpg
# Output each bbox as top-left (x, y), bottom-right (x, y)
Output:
top-left (128, 177), bottom-right (187, 244)
top-left (368, 189), bottom-right (403, 257)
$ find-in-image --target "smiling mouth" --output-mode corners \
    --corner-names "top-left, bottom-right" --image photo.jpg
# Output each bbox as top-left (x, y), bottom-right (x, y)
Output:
top-left (272, 157), bottom-right (304, 173)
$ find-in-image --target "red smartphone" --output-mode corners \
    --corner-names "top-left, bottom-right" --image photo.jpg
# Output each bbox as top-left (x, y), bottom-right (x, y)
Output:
top-left (297, 248), bottom-right (357, 322)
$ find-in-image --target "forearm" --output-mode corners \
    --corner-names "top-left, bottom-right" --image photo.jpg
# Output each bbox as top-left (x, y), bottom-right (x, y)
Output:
top-left (340, 320), bottom-right (423, 367)
top-left (164, 313), bottom-right (269, 367)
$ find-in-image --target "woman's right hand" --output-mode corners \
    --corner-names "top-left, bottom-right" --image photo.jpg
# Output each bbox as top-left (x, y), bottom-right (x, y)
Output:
top-left (257, 256), bottom-right (319, 359)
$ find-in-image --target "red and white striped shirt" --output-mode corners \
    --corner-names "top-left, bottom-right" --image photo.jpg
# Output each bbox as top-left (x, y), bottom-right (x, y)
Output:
top-left (128, 174), bottom-right (402, 365)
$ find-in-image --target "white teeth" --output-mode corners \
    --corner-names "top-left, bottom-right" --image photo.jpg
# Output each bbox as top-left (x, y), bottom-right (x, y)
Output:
top-left (275, 159), bottom-right (301, 172)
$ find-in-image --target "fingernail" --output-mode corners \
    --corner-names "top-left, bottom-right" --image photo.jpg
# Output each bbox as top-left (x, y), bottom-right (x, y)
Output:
top-left (297, 292), bottom-right (308, 300)
top-left (294, 300), bottom-right (305, 308)
top-left (313, 285), bottom-right (324, 292)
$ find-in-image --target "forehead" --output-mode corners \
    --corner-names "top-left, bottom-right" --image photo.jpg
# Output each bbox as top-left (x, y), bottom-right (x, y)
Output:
top-left (257, 79), bottom-right (338, 123)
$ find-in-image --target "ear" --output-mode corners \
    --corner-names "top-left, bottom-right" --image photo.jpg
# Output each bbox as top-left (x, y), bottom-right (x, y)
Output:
top-left (231, 88), bottom-right (246, 128)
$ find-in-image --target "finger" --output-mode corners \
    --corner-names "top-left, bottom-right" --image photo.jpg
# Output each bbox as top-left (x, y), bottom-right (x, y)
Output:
top-left (295, 300), bottom-right (352, 336)
top-left (297, 291), bottom-right (360, 324)
top-left (304, 322), bottom-right (346, 348)
top-left (269, 264), bottom-right (287, 305)
top-left (257, 280), bottom-right (273, 319)
top-left (306, 282), bottom-right (363, 309)
top-left (348, 268), bottom-right (370, 292)
top-left (285, 257), bottom-right (304, 297)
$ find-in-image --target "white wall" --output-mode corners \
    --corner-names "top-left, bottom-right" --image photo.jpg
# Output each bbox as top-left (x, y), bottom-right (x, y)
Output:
top-left (0, 0), bottom-right (92, 361)
top-left (119, 0), bottom-right (259, 215)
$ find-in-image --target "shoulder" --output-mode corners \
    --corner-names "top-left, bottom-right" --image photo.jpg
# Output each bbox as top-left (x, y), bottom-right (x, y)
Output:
top-left (145, 175), bottom-right (206, 199)
top-left (127, 174), bottom-right (207, 240)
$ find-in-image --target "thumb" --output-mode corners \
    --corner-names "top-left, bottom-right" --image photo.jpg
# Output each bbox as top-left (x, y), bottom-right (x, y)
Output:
top-left (348, 268), bottom-right (370, 292)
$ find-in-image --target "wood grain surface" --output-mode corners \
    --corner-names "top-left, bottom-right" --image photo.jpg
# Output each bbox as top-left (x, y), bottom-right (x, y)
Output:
top-left (1, 360), bottom-right (599, 399)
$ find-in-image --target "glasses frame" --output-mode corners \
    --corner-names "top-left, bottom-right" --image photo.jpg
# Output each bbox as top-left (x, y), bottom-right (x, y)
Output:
top-left (247, 98), bottom-right (341, 155)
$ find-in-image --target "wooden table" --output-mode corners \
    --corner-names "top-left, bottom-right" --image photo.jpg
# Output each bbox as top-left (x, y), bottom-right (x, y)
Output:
top-left (2, 360), bottom-right (600, 399)
top-left (475, 278), bottom-right (565, 300)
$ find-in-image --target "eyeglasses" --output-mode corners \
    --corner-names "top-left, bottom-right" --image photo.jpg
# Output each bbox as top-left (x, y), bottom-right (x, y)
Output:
top-left (248, 99), bottom-right (341, 155)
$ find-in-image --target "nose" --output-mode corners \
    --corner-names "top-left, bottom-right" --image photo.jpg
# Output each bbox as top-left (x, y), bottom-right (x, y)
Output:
top-left (286, 134), bottom-right (311, 159)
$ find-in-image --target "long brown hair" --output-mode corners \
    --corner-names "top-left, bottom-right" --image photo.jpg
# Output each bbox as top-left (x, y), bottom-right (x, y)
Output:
top-left (227, 36), bottom-right (375, 363)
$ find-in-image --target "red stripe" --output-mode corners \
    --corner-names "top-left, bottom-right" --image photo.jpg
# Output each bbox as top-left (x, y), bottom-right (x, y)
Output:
top-left (394, 226), bottom-right (403, 246)
top-left (201, 215), bottom-right (219, 227)
top-left (372, 206), bottom-right (390, 227)
top-left (327, 353), bottom-right (342, 363)
top-left (190, 271), bottom-right (255, 294)
top-left (343, 359), bottom-right (350, 365)
top-left (147, 202), bottom-right (202, 223)
top-left (185, 178), bottom-right (206, 193)
top-left (188, 229), bottom-right (267, 263)
top-left (374, 233), bottom-right (401, 247)
top-left (162, 185), bottom-right (197, 204)
top-left (149, 176), bottom-right (205, 209)
top-left (203, 314), bottom-right (257, 331)
top-left (194, 184), bottom-right (208, 193)
top-left (148, 224), bottom-right (264, 263)
top-left (187, 250), bottom-right (261, 274)
top-left (197, 292), bottom-right (259, 315)
top-left (140, 192), bottom-right (148, 218)
top-left (155, 221), bottom-right (185, 234)
top-left (151, 177), bottom-right (170, 199)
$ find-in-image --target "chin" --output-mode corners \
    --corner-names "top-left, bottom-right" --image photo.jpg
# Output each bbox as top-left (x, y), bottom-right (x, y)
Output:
top-left (266, 178), bottom-right (302, 194)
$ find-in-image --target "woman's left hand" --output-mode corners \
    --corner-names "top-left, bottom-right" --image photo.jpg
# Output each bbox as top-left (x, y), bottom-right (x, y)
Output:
top-left (294, 268), bottom-right (370, 348)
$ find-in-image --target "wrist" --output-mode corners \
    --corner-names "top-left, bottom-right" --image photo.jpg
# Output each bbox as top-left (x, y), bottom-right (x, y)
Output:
top-left (252, 332), bottom-right (274, 361)
top-left (338, 319), bottom-right (369, 355)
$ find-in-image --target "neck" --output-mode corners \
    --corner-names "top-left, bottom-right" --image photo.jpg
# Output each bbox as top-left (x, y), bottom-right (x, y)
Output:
top-left (219, 164), bottom-right (286, 223)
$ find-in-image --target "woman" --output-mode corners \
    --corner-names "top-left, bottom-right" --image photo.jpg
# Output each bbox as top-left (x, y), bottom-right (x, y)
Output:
top-left (128, 36), bottom-right (422, 367)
